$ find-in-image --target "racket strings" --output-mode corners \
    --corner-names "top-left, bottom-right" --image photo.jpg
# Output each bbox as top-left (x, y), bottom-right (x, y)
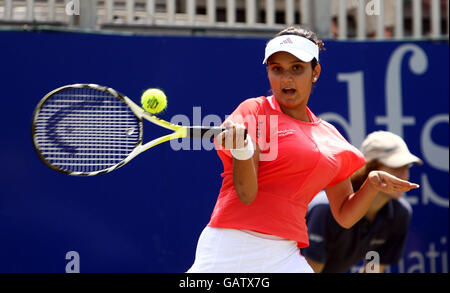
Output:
top-left (34, 87), bottom-right (140, 174)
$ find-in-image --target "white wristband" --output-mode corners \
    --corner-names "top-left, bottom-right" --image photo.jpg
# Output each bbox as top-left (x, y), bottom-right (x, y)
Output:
top-left (231, 135), bottom-right (255, 161)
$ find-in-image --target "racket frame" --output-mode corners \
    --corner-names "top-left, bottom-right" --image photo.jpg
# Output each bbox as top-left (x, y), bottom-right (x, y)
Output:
top-left (31, 83), bottom-right (228, 176)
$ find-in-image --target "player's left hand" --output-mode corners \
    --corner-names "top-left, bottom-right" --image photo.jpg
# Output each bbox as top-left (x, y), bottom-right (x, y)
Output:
top-left (367, 170), bottom-right (419, 198)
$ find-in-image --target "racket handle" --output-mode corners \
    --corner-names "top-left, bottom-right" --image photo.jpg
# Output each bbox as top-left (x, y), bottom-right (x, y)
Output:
top-left (187, 126), bottom-right (247, 140)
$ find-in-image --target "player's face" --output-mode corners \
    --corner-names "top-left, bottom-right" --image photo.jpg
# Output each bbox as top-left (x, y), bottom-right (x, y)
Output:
top-left (267, 52), bottom-right (320, 119)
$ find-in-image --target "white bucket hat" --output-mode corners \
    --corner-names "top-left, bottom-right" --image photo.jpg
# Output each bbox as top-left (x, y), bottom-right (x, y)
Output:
top-left (361, 131), bottom-right (423, 168)
top-left (262, 35), bottom-right (319, 64)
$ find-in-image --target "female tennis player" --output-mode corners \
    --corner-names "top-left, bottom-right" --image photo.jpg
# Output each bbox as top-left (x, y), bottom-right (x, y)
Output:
top-left (187, 26), bottom-right (419, 273)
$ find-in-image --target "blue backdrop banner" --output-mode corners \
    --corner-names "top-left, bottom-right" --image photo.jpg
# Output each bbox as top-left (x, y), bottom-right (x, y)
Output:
top-left (0, 31), bottom-right (448, 273)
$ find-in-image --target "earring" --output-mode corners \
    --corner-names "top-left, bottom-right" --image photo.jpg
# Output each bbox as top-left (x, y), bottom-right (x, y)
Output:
top-left (313, 77), bottom-right (317, 81)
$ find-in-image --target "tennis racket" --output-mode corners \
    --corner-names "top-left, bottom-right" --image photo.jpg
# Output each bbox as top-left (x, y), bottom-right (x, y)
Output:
top-left (32, 83), bottom-right (244, 176)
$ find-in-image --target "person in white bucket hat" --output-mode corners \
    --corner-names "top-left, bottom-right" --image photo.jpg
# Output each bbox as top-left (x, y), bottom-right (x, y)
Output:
top-left (303, 131), bottom-right (422, 273)
top-left (361, 131), bottom-right (423, 169)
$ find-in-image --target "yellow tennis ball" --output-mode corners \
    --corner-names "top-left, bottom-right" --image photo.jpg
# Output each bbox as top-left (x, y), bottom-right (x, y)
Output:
top-left (141, 88), bottom-right (167, 114)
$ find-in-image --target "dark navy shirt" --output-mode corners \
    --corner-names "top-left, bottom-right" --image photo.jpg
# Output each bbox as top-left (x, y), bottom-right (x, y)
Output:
top-left (301, 191), bottom-right (412, 273)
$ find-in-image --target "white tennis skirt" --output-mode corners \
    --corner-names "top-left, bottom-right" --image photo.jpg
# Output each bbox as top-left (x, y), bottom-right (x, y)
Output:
top-left (187, 226), bottom-right (314, 273)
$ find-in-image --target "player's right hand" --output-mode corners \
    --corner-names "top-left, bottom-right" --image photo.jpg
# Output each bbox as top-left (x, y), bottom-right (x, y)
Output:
top-left (217, 121), bottom-right (248, 150)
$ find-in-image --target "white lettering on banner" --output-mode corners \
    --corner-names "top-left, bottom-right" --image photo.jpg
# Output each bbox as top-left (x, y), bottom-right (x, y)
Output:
top-left (319, 71), bottom-right (366, 148)
top-left (441, 237), bottom-right (448, 273)
top-left (421, 174), bottom-right (449, 207)
top-left (406, 112), bottom-right (449, 207)
top-left (321, 44), bottom-right (448, 208)
top-left (421, 115), bottom-right (450, 172)
top-left (404, 251), bottom-right (425, 273)
top-left (375, 44), bottom-right (427, 137)
top-left (352, 237), bottom-right (449, 273)
top-left (398, 238), bottom-right (448, 273)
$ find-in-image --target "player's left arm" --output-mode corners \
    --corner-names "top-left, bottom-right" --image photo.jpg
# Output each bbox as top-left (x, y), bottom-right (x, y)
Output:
top-left (325, 171), bottom-right (418, 229)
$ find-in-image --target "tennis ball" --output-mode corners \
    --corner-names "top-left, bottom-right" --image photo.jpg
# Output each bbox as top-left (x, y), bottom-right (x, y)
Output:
top-left (141, 88), bottom-right (167, 114)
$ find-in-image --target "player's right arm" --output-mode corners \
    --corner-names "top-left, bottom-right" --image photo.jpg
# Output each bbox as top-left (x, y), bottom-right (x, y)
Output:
top-left (232, 151), bottom-right (260, 205)
top-left (217, 121), bottom-right (260, 205)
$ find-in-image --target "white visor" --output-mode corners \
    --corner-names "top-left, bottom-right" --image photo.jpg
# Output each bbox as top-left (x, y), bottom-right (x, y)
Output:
top-left (262, 35), bottom-right (319, 64)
